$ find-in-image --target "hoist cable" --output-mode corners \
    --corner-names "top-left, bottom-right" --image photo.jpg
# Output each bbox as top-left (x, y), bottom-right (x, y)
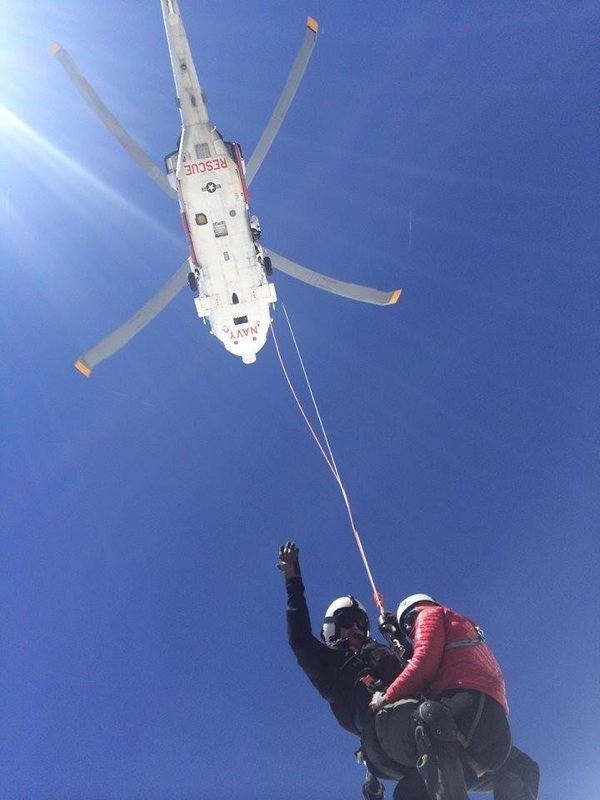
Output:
top-left (270, 309), bottom-right (384, 616)
top-left (281, 304), bottom-right (341, 482)
top-left (270, 317), bottom-right (338, 479)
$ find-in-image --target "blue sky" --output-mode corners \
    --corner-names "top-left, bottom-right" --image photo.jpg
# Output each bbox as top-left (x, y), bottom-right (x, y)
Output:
top-left (1, 2), bottom-right (598, 798)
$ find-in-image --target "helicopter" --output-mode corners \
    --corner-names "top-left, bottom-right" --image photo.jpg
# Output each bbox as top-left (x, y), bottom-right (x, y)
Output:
top-left (51, 0), bottom-right (401, 373)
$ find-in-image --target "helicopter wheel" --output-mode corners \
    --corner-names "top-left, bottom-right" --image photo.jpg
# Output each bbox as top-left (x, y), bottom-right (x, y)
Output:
top-left (187, 271), bottom-right (198, 292)
top-left (263, 256), bottom-right (273, 276)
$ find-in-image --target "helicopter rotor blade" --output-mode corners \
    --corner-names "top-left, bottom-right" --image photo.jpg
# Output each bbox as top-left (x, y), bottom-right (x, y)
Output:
top-left (245, 18), bottom-right (318, 186)
top-left (49, 42), bottom-right (177, 200)
top-left (74, 261), bottom-right (189, 376)
top-left (263, 247), bottom-right (402, 307)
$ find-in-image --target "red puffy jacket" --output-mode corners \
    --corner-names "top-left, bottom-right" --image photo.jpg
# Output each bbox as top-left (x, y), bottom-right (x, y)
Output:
top-left (384, 604), bottom-right (508, 714)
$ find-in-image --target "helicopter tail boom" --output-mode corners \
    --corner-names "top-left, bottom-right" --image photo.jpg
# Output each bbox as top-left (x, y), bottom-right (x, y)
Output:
top-left (161, 0), bottom-right (210, 128)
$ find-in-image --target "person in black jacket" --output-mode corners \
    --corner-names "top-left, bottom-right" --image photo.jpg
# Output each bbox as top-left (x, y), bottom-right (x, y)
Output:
top-left (279, 541), bottom-right (403, 731)
top-left (278, 541), bottom-right (428, 800)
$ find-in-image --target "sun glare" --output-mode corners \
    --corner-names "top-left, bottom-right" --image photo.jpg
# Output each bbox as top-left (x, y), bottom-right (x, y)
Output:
top-left (0, 105), bottom-right (180, 246)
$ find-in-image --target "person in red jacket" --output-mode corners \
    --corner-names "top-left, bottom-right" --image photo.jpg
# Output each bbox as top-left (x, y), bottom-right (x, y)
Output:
top-left (367, 594), bottom-right (539, 800)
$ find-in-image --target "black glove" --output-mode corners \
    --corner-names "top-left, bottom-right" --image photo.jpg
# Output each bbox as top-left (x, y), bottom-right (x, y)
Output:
top-left (277, 541), bottom-right (300, 579)
top-left (378, 612), bottom-right (409, 663)
top-left (362, 773), bottom-right (384, 800)
top-left (378, 611), bottom-right (399, 638)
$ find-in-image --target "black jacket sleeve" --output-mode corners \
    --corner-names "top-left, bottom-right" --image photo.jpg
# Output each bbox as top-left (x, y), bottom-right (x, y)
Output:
top-left (286, 575), bottom-right (336, 698)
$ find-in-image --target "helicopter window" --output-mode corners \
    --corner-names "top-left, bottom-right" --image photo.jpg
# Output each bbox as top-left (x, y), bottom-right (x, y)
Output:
top-left (232, 293), bottom-right (239, 304)
top-left (195, 143), bottom-right (210, 159)
top-left (190, 95), bottom-right (197, 107)
top-left (234, 315), bottom-right (248, 325)
top-left (195, 213), bottom-right (208, 226)
top-left (213, 221), bottom-right (228, 237)
top-left (223, 252), bottom-right (230, 261)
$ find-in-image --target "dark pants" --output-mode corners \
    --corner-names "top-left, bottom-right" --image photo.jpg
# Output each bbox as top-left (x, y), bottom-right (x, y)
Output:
top-left (393, 747), bottom-right (540, 800)
top-left (472, 747), bottom-right (540, 799)
top-left (393, 768), bottom-right (430, 800)
top-left (370, 691), bottom-right (537, 799)
top-left (440, 690), bottom-right (512, 777)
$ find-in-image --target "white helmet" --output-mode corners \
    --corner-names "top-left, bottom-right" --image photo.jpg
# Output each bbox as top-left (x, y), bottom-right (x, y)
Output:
top-left (321, 596), bottom-right (370, 645)
top-left (396, 594), bottom-right (437, 628)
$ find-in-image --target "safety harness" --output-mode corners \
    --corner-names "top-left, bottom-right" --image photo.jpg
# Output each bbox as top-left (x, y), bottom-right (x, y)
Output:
top-left (444, 626), bottom-right (485, 652)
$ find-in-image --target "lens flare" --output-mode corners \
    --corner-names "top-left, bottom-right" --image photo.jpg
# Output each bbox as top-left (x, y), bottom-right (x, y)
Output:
top-left (0, 105), bottom-right (180, 245)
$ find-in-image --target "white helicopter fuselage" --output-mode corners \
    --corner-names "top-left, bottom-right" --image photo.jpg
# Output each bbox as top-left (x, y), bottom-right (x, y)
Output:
top-left (63, 4), bottom-right (398, 377)
top-left (162, 0), bottom-right (275, 364)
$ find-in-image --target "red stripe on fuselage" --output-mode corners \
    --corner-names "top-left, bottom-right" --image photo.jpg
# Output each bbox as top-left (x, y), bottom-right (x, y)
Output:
top-left (231, 143), bottom-right (249, 205)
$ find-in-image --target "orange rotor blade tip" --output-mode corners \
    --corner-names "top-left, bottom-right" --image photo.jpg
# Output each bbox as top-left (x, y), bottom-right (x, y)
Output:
top-left (48, 42), bottom-right (63, 56)
top-left (306, 17), bottom-right (319, 33)
top-left (74, 359), bottom-right (91, 377)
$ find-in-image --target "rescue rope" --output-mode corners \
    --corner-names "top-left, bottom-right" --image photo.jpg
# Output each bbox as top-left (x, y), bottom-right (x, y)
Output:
top-left (281, 304), bottom-right (341, 481)
top-left (271, 305), bottom-right (385, 616)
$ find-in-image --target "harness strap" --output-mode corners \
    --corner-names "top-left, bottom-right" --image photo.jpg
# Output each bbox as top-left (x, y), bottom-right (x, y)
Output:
top-left (462, 692), bottom-right (486, 749)
top-left (457, 693), bottom-right (506, 782)
top-left (444, 629), bottom-right (485, 652)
